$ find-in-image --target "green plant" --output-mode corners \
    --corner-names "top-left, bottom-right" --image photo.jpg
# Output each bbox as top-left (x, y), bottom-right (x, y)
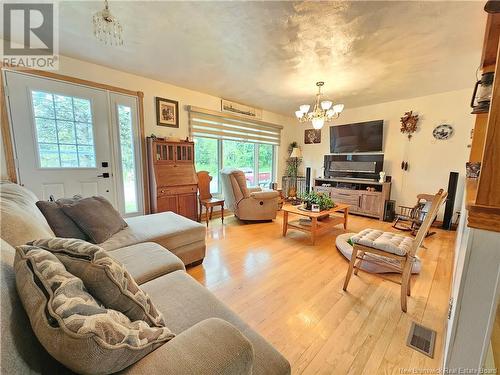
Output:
top-left (299, 191), bottom-right (335, 211)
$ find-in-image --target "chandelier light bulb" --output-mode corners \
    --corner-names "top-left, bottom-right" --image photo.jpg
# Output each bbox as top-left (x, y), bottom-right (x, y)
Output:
top-left (295, 110), bottom-right (303, 119)
top-left (326, 109), bottom-right (335, 117)
top-left (333, 104), bottom-right (344, 113)
top-left (321, 100), bottom-right (332, 110)
top-left (312, 117), bottom-right (324, 129)
top-left (299, 104), bottom-right (310, 113)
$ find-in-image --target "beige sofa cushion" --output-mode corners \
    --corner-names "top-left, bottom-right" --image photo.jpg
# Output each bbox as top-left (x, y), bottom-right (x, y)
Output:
top-left (14, 246), bottom-right (174, 375)
top-left (0, 182), bottom-right (54, 246)
top-left (100, 212), bottom-right (206, 252)
top-left (31, 238), bottom-right (166, 327)
top-left (108, 242), bottom-right (185, 285)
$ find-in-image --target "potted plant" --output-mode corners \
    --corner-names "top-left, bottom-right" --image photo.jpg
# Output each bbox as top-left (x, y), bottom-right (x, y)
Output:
top-left (299, 191), bottom-right (335, 211)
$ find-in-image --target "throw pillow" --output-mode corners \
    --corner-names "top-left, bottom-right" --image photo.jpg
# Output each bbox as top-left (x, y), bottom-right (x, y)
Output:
top-left (31, 237), bottom-right (166, 327)
top-left (14, 246), bottom-right (174, 375)
top-left (36, 197), bottom-right (88, 240)
top-left (59, 196), bottom-right (127, 243)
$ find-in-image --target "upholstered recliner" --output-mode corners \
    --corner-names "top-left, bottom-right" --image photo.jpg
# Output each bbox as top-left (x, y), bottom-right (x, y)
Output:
top-left (220, 168), bottom-right (280, 221)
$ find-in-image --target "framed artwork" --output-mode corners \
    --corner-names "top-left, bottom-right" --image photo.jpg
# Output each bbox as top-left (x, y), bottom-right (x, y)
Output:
top-left (156, 97), bottom-right (179, 128)
top-left (304, 129), bottom-right (321, 144)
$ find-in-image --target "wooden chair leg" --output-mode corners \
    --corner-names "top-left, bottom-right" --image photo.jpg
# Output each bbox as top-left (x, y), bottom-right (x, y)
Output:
top-left (343, 246), bottom-right (359, 291)
top-left (220, 204), bottom-right (224, 223)
top-left (400, 258), bottom-right (413, 312)
top-left (209, 207), bottom-right (213, 220)
top-left (354, 251), bottom-right (365, 275)
top-left (198, 201), bottom-right (202, 222)
top-left (205, 205), bottom-right (209, 227)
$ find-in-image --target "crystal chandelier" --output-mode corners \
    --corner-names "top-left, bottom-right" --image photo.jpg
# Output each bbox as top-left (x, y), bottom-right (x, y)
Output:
top-left (295, 82), bottom-right (344, 129)
top-left (93, 0), bottom-right (123, 46)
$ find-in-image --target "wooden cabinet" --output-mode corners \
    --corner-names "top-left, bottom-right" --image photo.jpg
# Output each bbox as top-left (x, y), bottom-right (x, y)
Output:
top-left (313, 180), bottom-right (391, 220)
top-left (147, 138), bottom-right (198, 221)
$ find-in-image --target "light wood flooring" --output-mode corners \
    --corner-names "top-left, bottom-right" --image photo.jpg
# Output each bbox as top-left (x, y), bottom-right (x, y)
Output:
top-left (187, 211), bottom-right (456, 374)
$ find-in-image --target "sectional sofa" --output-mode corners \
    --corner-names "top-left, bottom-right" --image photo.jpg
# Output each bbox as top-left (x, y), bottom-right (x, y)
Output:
top-left (0, 182), bottom-right (290, 374)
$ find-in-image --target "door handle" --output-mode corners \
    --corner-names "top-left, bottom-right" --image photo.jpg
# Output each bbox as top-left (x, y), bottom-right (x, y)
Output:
top-left (97, 173), bottom-right (110, 178)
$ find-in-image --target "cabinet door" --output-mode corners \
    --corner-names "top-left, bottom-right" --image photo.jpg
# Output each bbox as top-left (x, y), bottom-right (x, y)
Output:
top-left (157, 195), bottom-right (178, 213)
top-left (332, 192), bottom-right (360, 212)
top-left (359, 194), bottom-right (380, 216)
top-left (155, 143), bottom-right (175, 164)
top-left (177, 193), bottom-right (198, 220)
top-left (175, 144), bottom-right (194, 163)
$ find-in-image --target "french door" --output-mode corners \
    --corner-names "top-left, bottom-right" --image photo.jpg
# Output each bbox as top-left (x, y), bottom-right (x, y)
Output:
top-left (4, 70), bottom-right (144, 216)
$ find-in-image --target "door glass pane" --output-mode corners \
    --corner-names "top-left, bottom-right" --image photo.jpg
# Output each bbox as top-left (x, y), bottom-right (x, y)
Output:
top-left (117, 105), bottom-right (138, 213)
top-left (31, 90), bottom-right (96, 168)
top-left (194, 137), bottom-right (219, 193)
top-left (223, 140), bottom-right (255, 186)
top-left (258, 144), bottom-right (273, 187)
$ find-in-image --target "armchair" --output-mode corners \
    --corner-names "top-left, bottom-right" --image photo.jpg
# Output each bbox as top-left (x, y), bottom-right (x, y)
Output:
top-left (220, 168), bottom-right (280, 221)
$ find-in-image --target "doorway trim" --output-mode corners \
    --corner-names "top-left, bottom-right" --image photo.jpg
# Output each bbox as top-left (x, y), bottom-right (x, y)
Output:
top-left (0, 63), bottom-right (150, 213)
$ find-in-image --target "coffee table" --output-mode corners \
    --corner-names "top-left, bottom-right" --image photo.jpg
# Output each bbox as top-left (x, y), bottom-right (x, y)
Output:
top-left (282, 203), bottom-right (350, 245)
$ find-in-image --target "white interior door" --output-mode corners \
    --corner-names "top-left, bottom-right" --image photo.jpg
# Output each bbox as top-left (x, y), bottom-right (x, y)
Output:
top-left (4, 70), bottom-right (116, 204)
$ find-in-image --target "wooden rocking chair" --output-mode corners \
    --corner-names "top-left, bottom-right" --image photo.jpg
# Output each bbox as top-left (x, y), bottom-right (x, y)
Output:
top-left (342, 189), bottom-right (447, 312)
top-left (393, 193), bottom-right (437, 237)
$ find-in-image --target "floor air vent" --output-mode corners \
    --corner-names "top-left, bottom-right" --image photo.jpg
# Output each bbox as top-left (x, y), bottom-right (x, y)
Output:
top-left (406, 322), bottom-right (436, 358)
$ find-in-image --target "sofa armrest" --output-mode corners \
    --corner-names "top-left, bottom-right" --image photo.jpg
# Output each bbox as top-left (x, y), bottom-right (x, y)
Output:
top-left (247, 186), bottom-right (262, 193)
top-left (250, 190), bottom-right (279, 200)
top-left (120, 318), bottom-right (254, 375)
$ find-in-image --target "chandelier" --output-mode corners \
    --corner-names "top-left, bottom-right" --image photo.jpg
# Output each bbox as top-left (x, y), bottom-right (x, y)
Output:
top-left (295, 82), bottom-right (344, 129)
top-left (93, 0), bottom-right (123, 46)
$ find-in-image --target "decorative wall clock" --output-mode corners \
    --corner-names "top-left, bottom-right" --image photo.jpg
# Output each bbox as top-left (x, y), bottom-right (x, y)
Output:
top-left (400, 111), bottom-right (419, 140)
top-left (432, 124), bottom-right (454, 140)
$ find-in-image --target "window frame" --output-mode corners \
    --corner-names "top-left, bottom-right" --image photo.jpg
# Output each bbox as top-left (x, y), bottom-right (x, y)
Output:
top-left (194, 136), bottom-right (276, 195)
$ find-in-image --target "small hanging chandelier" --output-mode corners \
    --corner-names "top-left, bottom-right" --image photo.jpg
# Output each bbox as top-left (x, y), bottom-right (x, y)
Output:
top-left (295, 82), bottom-right (344, 129)
top-left (93, 0), bottom-right (123, 46)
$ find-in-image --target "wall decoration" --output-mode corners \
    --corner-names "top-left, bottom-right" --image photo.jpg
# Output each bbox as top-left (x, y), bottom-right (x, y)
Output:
top-left (304, 129), bottom-right (321, 144)
top-left (432, 124), bottom-right (454, 140)
top-left (156, 97), bottom-right (179, 128)
top-left (400, 111), bottom-right (419, 140)
top-left (221, 99), bottom-right (262, 119)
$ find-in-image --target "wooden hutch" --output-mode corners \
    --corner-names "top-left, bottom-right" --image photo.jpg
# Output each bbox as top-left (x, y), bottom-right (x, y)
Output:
top-left (146, 137), bottom-right (198, 221)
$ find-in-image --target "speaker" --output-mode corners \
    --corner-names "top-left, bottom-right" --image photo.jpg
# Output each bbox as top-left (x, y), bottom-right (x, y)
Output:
top-left (383, 200), bottom-right (396, 222)
top-left (442, 172), bottom-right (459, 230)
top-left (305, 167), bottom-right (311, 192)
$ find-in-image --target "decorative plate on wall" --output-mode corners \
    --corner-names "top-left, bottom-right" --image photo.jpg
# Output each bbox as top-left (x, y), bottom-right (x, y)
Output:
top-left (432, 124), bottom-right (454, 140)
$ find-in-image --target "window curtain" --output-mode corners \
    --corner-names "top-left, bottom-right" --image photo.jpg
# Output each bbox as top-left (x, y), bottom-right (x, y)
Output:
top-left (188, 106), bottom-right (282, 145)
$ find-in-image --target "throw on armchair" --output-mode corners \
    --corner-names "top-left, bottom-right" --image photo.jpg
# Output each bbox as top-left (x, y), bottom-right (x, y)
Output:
top-left (220, 168), bottom-right (280, 221)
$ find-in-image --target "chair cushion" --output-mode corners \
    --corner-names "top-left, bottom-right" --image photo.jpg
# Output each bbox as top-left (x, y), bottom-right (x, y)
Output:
top-left (350, 229), bottom-right (414, 256)
top-left (14, 246), bottom-right (174, 375)
top-left (231, 170), bottom-right (250, 198)
top-left (140, 270), bottom-right (291, 375)
top-left (60, 196), bottom-right (127, 243)
top-left (100, 212), bottom-right (206, 252)
top-left (30, 238), bottom-right (166, 327)
top-left (36, 198), bottom-right (88, 240)
top-left (108, 242), bottom-right (185, 285)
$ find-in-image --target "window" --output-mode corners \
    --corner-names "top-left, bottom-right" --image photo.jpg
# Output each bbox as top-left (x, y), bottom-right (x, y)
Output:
top-left (117, 105), bottom-right (138, 213)
top-left (194, 137), bottom-right (219, 193)
top-left (194, 137), bottom-right (275, 193)
top-left (31, 90), bottom-right (96, 168)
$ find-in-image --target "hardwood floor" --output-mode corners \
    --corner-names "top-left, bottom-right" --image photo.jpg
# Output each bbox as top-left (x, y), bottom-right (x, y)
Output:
top-left (187, 211), bottom-right (456, 374)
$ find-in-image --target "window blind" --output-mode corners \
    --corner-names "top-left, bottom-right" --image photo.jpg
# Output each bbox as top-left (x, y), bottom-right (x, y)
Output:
top-left (188, 106), bottom-right (283, 145)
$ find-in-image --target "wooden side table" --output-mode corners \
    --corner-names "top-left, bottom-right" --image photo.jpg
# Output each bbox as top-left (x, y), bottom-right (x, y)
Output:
top-left (282, 203), bottom-right (350, 245)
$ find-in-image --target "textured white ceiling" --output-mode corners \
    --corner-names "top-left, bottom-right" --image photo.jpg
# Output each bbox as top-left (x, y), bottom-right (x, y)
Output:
top-left (12, 1), bottom-right (488, 115)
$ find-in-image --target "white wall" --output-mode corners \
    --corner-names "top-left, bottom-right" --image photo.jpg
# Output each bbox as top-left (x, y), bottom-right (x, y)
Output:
top-left (299, 88), bottom-right (474, 218)
top-left (1, 54), bottom-right (297, 184)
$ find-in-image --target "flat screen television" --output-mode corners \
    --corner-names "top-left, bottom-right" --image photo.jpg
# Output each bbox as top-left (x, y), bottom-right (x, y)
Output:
top-left (330, 120), bottom-right (383, 153)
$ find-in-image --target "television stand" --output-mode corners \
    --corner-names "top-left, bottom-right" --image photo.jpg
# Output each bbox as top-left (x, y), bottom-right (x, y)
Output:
top-left (313, 178), bottom-right (391, 220)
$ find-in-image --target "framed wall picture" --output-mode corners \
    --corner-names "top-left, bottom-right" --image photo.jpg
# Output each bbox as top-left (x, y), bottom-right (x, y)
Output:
top-left (304, 129), bottom-right (321, 144)
top-left (156, 97), bottom-right (179, 128)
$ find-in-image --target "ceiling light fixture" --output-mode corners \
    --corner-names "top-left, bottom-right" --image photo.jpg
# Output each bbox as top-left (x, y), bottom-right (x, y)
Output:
top-left (93, 0), bottom-right (123, 46)
top-left (295, 82), bottom-right (344, 129)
